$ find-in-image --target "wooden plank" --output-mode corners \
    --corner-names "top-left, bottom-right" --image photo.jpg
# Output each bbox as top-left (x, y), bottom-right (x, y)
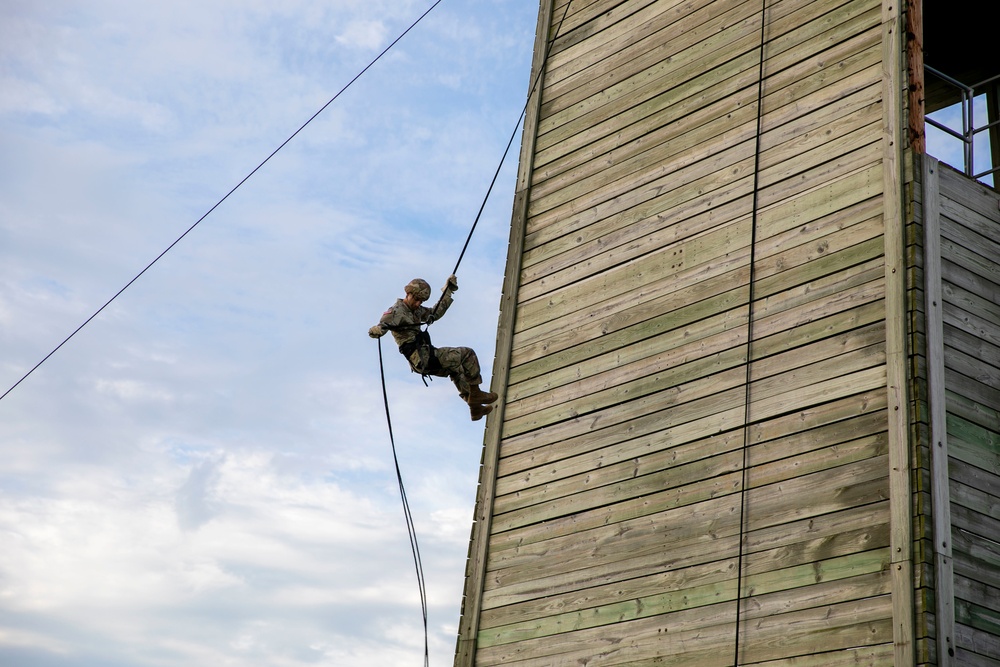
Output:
top-left (745, 501), bottom-right (891, 559)
top-left (880, 0), bottom-right (913, 662)
top-left (499, 386), bottom-right (887, 497)
top-left (948, 414), bottom-right (1000, 476)
top-left (477, 596), bottom-right (893, 667)
top-left (955, 599), bottom-right (1000, 638)
top-left (949, 461), bottom-right (1000, 516)
top-left (748, 645), bottom-right (894, 667)
top-left (494, 427), bottom-right (887, 532)
top-left (941, 243), bottom-right (1000, 303)
top-left (952, 529), bottom-right (1000, 590)
top-left (940, 198), bottom-right (1000, 250)
top-left (946, 366), bottom-right (1000, 416)
top-left (533, 18), bottom-right (881, 173)
top-left (943, 280), bottom-right (1000, 341)
top-left (479, 552), bottom-right (737, 630)
top-left (533, 129), bottom-right (880, 276)
top-left (950, 503), bottom-right (1000, 550)
top-left (483, 535), bottom-right (744, 613)
top-left (523, 142), bottom-right (881, 314)
top-left (742, 455), bottom-right (889, 534)
top-left (758, 110), bottom-right (884, 191)
top-left (751, 295), bottom-right (886, 360)
top-left (941, 260), bottom-right (1000, 324)
top-left (511, 263), bottom-right (749, 364)
top-left (754, 194), bottom-right (881, 266)
top-left (489, 462), bottom-right (890, 613)
top-left (486, 501), bottom-right (891, 617)
top-left (955, 576), bottom-right (1000, 620)
top-left (546, 0), bottom-right (867, 112)
top-left (477, 601), bottom-right (742, 666)
top-left (530, 16), bottom-right (882, 225)
top-left (518, 216), bottom-right (751, 323)
top-left (954, 639), bottom-right (1000, 667)
top-left (528, 44), bottom-right (880, 229)
top-left (499, 369), bottom-right (888, 503)
top-left (486, 494), bottom-right (744, 590)
top-left (498, 395), bottom-right (745, 472)
top-left (506, 343), bottom-right (748, 427)
top-left (492, 445), bottom-right (741, 522)
top-left (488, 457), bottom-right (888, 579)
top-left (546, 0), bottom-right (658, 52)
top-left (481, 514), bottom-right (891, 632)
top-left (945, 345), bottom-right (1000, 393)
top-left (755, 162), bottom-right (883, 241)
top-left (537, 0), bottom-right (880, 149)
top-left (507, 298), bottom-right (881, 418)
top-left (923, 155), bottom-right (958, 667)
top-left (535, 9), bottom-right (763, 144)
top-left (480, 557), bottom-right (891, 648)
top-left (506, 307), bottom-right (747, 405)
top-left (938, 175), bottom-right (1000, 235)
top-left (512, 246), bottom-right (882, 383)
top-left (505, 338), bottom-right (885, 438)
top-left (542, 0), bottom-right (762, 116)
top-left (954, 632), bottom-right (1000, 667)
top-left (945, 327), bottom-right (1000, 376)
top-left (753, 277), bottom-right (885, 342)
top-left (753, 237), bottom-right (884, 303)
top-left (946, 391), bottom-right (1000, 439)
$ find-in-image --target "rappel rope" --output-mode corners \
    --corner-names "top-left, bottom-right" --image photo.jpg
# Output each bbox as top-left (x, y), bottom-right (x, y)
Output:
top-left (374, 1), bottom-right (575, 664)
top-left (733, 0), bottom-right (770, 663)
top-left (378, 338), bottom-right (430, 667)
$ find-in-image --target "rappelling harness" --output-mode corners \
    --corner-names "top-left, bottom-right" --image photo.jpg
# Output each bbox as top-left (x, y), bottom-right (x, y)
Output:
top-left (396, 324), bottom-right (444, 384)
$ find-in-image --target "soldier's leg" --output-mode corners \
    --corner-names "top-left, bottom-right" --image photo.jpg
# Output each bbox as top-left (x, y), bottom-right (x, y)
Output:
top-left (433, 346), bottom-right (482, 400)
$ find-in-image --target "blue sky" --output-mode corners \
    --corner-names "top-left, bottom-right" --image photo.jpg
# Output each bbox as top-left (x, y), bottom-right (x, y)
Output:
top-left (0, 1), bottom-right (537, 665)
top-left (926, 95), bottom-right (995, 186)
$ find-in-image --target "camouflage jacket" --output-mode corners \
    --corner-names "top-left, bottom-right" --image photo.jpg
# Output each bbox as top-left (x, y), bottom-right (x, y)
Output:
top-left (374, 292), bottom-right (453, 350)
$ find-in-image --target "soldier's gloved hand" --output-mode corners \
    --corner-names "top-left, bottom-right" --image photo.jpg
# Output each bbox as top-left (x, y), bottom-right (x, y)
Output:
top-left (368, 325), bottom-right (384, 338)
top-left (444, 274), bottom-right (459, 293)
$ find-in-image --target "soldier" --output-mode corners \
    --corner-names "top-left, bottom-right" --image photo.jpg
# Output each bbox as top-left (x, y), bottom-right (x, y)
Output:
top-left (369, 276), bottom-right (498, 421)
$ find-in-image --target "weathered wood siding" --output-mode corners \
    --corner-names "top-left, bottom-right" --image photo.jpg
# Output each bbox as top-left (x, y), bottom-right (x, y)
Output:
top-left (455, 0), bottom-right (913, 664)
top-left (915, 156), bottom-right (1000, 667)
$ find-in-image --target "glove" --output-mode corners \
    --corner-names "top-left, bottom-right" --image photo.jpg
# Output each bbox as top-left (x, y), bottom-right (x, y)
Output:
top-left (443, 274), bottom-right (459, 293)
top-left (368, 325), bottom-right (383, 339)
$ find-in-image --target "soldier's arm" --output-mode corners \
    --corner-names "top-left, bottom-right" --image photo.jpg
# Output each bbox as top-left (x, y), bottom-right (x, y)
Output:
top-left (369, 304), bottom-right (400, 337)
top-left (431, 275), bottom-right (458, 320)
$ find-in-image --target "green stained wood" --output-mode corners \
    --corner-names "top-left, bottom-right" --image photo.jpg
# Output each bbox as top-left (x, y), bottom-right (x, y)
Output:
top-left (479, 553), bottom-right (891, 648)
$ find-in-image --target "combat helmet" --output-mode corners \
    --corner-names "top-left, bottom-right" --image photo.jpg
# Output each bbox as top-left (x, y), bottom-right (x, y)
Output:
top-left (404, 278), bottom-right (431, 301)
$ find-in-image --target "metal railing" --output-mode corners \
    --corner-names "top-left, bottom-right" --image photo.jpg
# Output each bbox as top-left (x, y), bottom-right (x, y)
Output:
top-left (925, 65), bottom-right (1000, 183)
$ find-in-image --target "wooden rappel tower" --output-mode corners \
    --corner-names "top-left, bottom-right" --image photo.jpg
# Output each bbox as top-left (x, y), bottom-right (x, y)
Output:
top-left (455, 1), bottom-right (1000, 665)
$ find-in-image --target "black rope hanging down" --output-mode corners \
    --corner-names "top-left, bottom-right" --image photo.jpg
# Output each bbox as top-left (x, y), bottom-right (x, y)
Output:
top-left (733, 0), bottom-right (770, 664)
top-left (0, 0), bottom-right (444, 404)
top-left (378, 338), bottom-right (430, 667)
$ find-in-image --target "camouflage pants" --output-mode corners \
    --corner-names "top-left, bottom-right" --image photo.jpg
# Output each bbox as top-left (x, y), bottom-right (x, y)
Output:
top-left (408, 346), bottom-right (483, 398)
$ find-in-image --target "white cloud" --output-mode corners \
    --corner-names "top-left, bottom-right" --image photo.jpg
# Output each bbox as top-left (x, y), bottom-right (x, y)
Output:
top-left (335, 19), bottom-right (390, 51)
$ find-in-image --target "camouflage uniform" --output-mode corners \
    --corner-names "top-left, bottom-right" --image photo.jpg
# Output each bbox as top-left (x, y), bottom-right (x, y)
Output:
top-left (370, 282), bottom-right (485, 402)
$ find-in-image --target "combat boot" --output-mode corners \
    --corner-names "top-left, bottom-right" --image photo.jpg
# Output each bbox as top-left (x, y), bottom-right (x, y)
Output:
top-left (467, 385), bottom-right (498, 405)
top-left (470, 403), bottom-right (493, 421)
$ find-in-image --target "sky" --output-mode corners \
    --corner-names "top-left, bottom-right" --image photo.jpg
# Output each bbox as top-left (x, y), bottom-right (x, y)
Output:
top-left (926, 95), bottom-right (995, 187)
top-left (0, 1), bottom-right (538, 665)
